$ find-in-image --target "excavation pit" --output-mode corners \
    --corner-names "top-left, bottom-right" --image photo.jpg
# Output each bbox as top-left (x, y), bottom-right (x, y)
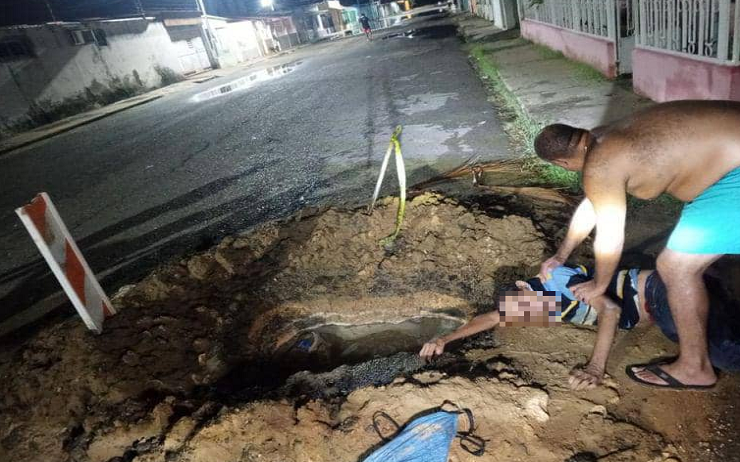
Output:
top-left (0, 192), bottom-right (703, 462)
top-left (275, 316), bottom-right (464, 371)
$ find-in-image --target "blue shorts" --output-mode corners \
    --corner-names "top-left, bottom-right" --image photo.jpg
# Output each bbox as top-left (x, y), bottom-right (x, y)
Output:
top-left (666, 167), bottom-right (740, 254)
top-left (646, 272), bottom-right (740, 371)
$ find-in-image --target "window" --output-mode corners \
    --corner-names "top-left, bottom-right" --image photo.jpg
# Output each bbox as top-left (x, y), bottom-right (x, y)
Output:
top-left (69, 29), bottom-right (106, 46)
top-left (69, 30), bottom-right (91, 45)
top-left (92, 29), bottom-right (108, 46)
top-left (0, 38), bottom-right (33, 61)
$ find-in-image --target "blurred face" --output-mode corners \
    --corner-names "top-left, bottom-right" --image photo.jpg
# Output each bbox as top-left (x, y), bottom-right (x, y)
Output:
top-left (499, 290), bottom-right (561, 327)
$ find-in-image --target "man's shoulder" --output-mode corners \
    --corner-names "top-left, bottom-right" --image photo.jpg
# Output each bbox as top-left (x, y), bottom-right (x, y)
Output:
top-left (584, 138), bottom-right (634, 175)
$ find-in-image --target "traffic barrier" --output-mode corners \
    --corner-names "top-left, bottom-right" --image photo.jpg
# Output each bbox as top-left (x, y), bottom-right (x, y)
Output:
top-left (16, 193), bottom-right (114, 333)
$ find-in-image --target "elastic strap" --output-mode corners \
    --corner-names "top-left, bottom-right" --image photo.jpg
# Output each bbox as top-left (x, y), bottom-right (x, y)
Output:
top-left (372, 411), bottom-right (401, 442)
top-left (459, 433), bottom-right (486, 456)
top-left (440, 400), bottom-right (486, 456)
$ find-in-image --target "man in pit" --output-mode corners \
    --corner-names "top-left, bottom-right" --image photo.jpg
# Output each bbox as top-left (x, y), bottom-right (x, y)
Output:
top-left (532, 100), bottom-right (740, 389)
top-left (419, 265), bottom-right (740, 389)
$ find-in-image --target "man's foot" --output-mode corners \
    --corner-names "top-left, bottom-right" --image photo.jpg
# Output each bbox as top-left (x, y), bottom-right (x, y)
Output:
top-left (626, 360), bottom-right (717, 390)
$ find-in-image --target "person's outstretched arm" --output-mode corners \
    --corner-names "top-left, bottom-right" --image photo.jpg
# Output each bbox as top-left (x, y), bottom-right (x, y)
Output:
top-left (569, 294), bottom-right (621, 390)
top-left (539, 198), bottom-right (596, 281)
top-left (570, 156), bottom-right (628, 304)
top-left (419, 311), bottom-right (500, 360)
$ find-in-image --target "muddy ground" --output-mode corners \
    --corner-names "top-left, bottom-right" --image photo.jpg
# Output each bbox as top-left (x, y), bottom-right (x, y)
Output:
top-left (1, 189), bottom-right (738, 462)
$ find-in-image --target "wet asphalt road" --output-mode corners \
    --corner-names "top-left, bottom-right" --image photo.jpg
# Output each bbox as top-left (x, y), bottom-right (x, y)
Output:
top-left (0, 15), bottom-right (511, 334)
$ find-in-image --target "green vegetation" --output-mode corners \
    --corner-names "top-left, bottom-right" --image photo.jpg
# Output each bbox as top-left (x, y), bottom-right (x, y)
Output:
top-left (155, 65), bottom-right (185, 86)
top-left (3, 69), bottom-right (182, 141)
top-left (533, 44), bottom-right (607, 83)
top-left (470, 44), bottom-right (581, 193)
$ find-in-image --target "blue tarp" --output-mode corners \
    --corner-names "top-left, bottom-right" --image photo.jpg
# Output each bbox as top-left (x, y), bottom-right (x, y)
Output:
top-left (363, 411), bottom-right (459, 462)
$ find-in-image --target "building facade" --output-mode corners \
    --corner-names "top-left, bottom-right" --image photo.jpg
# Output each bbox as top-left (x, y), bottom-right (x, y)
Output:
top-left (515, 0), bottom-right (740, 102)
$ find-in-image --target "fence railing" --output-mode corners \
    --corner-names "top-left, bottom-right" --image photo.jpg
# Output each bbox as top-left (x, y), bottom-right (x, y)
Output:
top-left (517, 0), bottom-right (618, 39)
top-left (636, 0), bottom-right (740, 64)
top-left (516, 0), bottom-right (739, 64)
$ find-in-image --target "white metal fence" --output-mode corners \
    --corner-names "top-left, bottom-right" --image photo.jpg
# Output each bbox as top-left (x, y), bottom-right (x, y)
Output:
top-left (517, 0), bottom-right (618, 39)
top-left (517, 0), bottom-right (740, 64)
top-left (637, 0), bottom-right (740, 64)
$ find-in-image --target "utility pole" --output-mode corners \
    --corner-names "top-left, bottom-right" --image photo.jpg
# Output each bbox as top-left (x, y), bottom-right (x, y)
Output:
top-left (195, 0), bottom-right (220, 68)
top-left (43, 0), bottom-right (57, 22)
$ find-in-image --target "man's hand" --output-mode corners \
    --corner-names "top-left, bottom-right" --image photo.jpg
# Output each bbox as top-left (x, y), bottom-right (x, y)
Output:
top-left (571, 280), bottom-right (607, 305)
top-left (568, 363), bottom-right (604, 390)
top-left (419, 338), bottom-right (446, 361)
top-left (539, 255), bottom-right (565, 282)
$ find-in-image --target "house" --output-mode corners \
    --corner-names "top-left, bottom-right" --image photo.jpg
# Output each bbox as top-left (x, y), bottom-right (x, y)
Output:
top-left (300, 1), bottom-right (357, 40)
top-left (515, 0), bottom-right (740, 102)
top-left (471, 0), bottom-right (518, 30)
top-left (0, 16), bottom-right (214, 135)
top-left (0, 7), bottom-right (303, 136)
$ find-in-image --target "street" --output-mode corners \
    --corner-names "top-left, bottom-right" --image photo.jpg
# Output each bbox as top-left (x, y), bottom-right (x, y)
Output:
top-left (0, 15), bottom-right (511, 334)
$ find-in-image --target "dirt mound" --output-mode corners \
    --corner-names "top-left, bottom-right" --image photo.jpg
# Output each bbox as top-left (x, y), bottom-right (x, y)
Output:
top-left (2, 191), bottom-right (732, 462)
top-left (123, 363), bottom-right (668, 462)
top-left (0, 193), bottom-right (556, 462)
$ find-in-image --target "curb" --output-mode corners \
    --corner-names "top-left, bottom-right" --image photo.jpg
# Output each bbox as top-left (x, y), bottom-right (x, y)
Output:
top-left (0, 94), bottom-right (163, 157)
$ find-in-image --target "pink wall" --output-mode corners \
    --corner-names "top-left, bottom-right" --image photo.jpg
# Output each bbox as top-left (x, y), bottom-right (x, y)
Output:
top-left (633, 47), bottom-right (740, 102)
top-left (521, 19), bottom-right (617, 78)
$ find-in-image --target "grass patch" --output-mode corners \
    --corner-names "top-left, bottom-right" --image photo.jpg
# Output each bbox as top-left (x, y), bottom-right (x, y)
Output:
top-left (533, 44), bottom-right (607, 83)
top-left (469, 44), bottom-right (581, 193)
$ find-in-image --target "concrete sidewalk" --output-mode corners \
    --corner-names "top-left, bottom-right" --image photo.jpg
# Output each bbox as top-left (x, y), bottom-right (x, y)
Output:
top-left (454, 15), bottom-right (682, 264)
top-left (0, 47), bottom-right (308, 156)
top-left (455, 15), bottom-right (652, 130)
top-left (455, 13), bottom-right (513, 42)
top-left (0, 70), bottom-right (227, 156)
top-left (0, 93), bottom-right (165, 156)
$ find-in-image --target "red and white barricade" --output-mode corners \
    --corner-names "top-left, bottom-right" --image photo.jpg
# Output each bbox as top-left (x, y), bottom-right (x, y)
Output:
top-left (16, 193), bottom-right (114, 333)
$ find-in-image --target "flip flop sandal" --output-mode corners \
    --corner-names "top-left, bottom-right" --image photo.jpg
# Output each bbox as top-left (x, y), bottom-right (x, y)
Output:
top-left (625, 363), bottom-right (716, 391)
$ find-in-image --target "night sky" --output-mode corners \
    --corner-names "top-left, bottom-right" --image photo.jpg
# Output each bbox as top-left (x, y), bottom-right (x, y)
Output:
top-left (0, 0), bottom-right (392, 27)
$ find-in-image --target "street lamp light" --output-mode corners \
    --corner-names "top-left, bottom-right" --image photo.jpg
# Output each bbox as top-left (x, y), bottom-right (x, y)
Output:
top-left (261, 0), bottom-right (275, 10)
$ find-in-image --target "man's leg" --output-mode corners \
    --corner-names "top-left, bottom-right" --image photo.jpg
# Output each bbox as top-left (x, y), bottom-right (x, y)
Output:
top-left (632, 249), bottom-right (721, 386)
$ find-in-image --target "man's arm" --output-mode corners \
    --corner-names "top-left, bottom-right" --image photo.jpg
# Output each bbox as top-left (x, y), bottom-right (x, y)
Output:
top-left (539, 198), bottom-right (596, 281)
top-left (571, 162), bottom-right (627, 303)
top-left (419, 311), bottom-right (500, 360)
top-left (569, 294), bottom-right (621, 390)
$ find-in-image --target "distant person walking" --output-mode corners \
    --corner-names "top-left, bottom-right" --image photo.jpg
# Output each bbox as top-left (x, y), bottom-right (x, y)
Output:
top-left (359, 13), bottom-right (373, 40)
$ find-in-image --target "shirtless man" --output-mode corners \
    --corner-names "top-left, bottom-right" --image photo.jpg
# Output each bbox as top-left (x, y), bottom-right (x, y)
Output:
top-left (534, 100), bottom-right (740, 389)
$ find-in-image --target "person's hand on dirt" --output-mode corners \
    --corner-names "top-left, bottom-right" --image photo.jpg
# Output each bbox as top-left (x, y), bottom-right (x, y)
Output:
top-left (569, 363), bottom-right (604, 390)
top-left (419, 338), bottom-right (446, 361)
top-left (539, 255), bottom-right (565, 282)
top-left (570, 280), bottom-right (606, 305)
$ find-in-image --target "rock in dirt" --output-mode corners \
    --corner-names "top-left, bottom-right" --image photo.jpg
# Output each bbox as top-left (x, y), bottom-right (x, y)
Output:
top-left (186, 255), bottom-right (219, 280)
top-left (163, 417), bottom-right (197, 453)
top-left (86, 401), bottom-right (173, 462)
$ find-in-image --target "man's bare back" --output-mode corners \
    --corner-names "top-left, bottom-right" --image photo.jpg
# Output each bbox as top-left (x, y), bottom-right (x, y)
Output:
top-left (588, 100), bottom-right (740, 202)
top-left (534, 100), bottom-right (740, 390)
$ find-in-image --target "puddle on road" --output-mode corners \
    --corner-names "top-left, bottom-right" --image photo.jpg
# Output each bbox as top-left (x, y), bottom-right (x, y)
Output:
top-left (192, 61), bottom-right (303, 102)
top-left (382, 24), bottom-right (457, 40)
